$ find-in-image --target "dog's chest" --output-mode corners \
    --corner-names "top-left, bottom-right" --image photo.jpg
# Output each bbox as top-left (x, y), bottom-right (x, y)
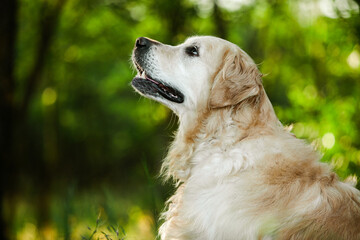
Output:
top-left (190, 135), bottom-right (277, 179)
top-left (175, 136), bottom-right (284, 239)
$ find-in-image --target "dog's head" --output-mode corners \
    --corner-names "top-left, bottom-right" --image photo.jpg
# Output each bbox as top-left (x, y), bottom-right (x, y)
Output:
top-left (131, 36), bottom-right (262, 115)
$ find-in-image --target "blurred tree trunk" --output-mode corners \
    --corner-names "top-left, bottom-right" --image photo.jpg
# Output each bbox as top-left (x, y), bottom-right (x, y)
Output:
top-left (353, 0), bottom-right (360, 42)
top-left (20, 0), bottom-right (67, 118)
top-left (0, 0), bottom-right (18, 239)
top-left (154, 0), bottom-right (189, 44)
top-left (0, 0), bottom-right (66, 238)
top-left (21, 0), bottom-right (67, 237)
top-left (213, 0), bottom-right (227, 39)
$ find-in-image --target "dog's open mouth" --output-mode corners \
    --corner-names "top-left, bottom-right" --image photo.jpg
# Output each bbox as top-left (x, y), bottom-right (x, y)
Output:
top-left (131, 64), bottom-right (184, 103)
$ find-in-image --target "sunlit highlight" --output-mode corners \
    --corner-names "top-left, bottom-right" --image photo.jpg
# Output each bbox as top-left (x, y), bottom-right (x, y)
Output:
top-left (42, 88), bottom-right (57, 106)
top-left (347, 50), bottom-right (360, 69)
top-left (322, 132), bottom-right (335, 149)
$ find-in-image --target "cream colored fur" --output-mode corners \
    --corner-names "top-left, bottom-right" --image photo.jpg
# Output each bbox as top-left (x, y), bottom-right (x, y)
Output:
top-left (131, 36), bottom-right (360, 240)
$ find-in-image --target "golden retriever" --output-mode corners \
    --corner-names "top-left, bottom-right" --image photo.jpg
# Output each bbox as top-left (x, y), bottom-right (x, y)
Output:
top-left (131, 36), bottom-right (360, 240)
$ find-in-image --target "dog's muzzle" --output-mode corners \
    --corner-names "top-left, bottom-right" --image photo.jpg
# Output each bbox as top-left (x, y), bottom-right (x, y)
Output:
top-left (131, 37), bottom-right (184, 104)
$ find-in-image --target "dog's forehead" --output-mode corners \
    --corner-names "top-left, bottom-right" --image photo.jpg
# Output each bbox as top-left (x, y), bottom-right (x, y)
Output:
top-left (183, 36), bottom-right (232, 47)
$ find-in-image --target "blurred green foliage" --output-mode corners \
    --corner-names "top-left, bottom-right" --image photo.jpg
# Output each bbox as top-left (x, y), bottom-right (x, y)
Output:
top-left (1, 0), bottom-right (360, 239)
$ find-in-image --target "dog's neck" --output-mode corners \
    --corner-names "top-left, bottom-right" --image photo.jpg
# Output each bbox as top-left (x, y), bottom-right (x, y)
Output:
top-left (161, 87), bottom-right (280, 183)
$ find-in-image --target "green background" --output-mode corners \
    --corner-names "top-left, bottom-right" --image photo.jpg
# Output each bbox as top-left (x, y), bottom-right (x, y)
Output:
top-left (1, 0), bottom-right (360, 239)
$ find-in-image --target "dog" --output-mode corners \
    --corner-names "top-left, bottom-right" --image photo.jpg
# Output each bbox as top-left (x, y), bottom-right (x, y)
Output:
top-left (131, 36), bottom-right (360, 240)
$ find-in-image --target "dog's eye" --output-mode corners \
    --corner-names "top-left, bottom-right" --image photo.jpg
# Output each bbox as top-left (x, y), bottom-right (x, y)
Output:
top-left (185, 46), bottom-right (199, 57)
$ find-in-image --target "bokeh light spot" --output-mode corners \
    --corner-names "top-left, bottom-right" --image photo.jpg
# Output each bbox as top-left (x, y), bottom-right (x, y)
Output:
top-left (347, 50), bottom-right (360, 69)
top-left (322, 132), bottom-right (335, 149)
top-left (64, 45), bottom-right (81, 62)
top-left (42, 88), bottom-right (57, 106)
top-left (303, 85), bottom-right (317, 100)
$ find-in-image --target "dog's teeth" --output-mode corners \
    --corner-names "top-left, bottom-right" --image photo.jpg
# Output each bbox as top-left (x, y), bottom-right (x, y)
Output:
top-left (141, 71), bottom-right (146, 78)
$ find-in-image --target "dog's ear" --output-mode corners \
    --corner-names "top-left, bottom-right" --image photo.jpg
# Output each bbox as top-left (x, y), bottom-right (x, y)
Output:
top-left (209, 49), bottom-right (262, 108)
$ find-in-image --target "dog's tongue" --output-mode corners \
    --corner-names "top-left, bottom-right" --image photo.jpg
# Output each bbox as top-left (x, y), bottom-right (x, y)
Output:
top-left (145, 75), bottom-right (159, 85)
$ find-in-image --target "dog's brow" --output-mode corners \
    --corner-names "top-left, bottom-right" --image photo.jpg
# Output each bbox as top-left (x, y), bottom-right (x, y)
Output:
top-left (191, 41), bottom-right (199, 47)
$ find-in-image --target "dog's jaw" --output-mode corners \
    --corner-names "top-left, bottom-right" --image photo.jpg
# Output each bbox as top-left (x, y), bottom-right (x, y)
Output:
top-left (131, 73), bottom-right (184, 103)
top-left (131, 52), bottom-right (185, 104)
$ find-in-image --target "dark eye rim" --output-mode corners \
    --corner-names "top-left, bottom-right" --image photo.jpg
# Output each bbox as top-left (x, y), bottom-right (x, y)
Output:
top-left (185, 46), bottom-right (200, 57)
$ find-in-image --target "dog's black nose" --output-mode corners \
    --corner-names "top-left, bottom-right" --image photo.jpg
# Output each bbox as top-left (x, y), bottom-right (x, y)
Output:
top-left (136, 37), bottom-right (149, 48)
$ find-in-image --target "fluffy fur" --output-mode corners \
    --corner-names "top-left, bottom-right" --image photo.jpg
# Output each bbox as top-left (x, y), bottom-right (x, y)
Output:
top-left (131, 36), bottom-right (360, 240)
